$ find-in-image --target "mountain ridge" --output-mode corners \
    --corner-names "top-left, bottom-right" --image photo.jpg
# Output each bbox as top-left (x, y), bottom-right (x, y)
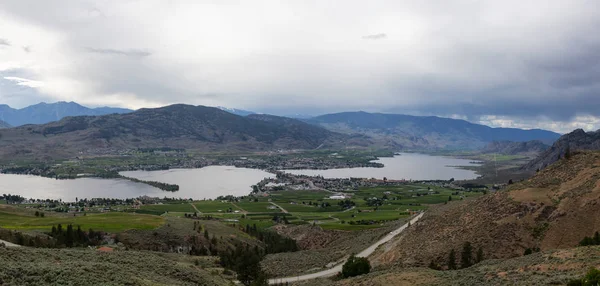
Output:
top-left (481, 140), bottom-right (549, 155)
top-left (0, 101), bottom-right (133, 126)
top-left (307, 111), bottom-right (561, 150)
top-left (524, 128), bottom-right (600, 170)
top-left (0, 104), bottom-right (358, 159)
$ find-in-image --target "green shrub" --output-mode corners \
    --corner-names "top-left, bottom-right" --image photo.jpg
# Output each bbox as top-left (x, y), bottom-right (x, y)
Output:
top-left (567, 267), bottom-right (600, 286)
top-left (341, 255), bottom-right (371, 278)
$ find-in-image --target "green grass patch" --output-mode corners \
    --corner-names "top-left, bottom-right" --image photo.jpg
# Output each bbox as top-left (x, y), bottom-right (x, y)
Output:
top-left (0, 209), bottom-right (165, 232)
top-left (193, 201), bottom-right (239, 213)
top-left (235, 202), bottom-right (281, 213)
top-left (140, 203), bottom-right (195, 213)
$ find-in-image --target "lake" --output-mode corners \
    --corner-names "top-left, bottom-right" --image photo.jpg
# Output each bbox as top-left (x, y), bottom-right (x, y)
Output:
top-left (282, 153), bottom-right (481, 180)
top-left (0, 166), bottom-right (272, 201)
top-left (0, 154), bottom-right (478, 201)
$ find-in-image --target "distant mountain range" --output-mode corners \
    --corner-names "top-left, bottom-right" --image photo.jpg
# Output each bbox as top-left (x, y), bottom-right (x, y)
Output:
top-left (0, 102), bottom-right (132, 126)
top-left (0, 102), bottom-right (567, 157)
top-left (524, 129), bottom-right (600, 170)
top-left (0, 104), bottom-right (364, 159)
top-left (306, 111), bottom-right (561, 150)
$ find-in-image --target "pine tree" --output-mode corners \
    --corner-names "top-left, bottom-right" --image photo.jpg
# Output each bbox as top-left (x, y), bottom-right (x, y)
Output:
top-left (448, 249), bottom-right (457, 270)
top-left (65, 224), bottom-right (74, 247)
top-left (476, 247), bottom-right (484, 263)
top-left (461, 242), bottom-right (473, 268)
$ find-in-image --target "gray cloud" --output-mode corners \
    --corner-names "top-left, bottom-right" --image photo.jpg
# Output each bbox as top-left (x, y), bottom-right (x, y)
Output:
top-left (22, 46), bottom-right (31, 53)
top-left (1, 0), bottom-right (600, 132)
top-left (362, 33), bottom-right (387, 40)
top-left (0, 38), bottom-right (10, 46)
top-left (85, 47), bottom-right (151, 57)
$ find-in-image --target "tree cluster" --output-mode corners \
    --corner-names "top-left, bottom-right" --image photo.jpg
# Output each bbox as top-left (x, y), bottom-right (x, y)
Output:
top-left (242, 224), bottom-right (298, 254)
top-left (337, 199), bottom-right (356, 210)
top-left (438, 242), bottom-right (484, 270)
top-left (219, 243), bottom-right (268, 286)
top-left (49, 224), bottom-right (104, 247)
top-left (0, 229), bottom-right (55, 248)
top-left (1, 194), bottom-right (25, 204)
top-left (579, 231), bottom-right (600, 246)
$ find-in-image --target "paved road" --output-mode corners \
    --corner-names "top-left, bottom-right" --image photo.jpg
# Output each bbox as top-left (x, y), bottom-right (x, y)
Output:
top-left (269, 202), bottom-right (288, 213)
top-left (189, 203), bottom-right (201, 213)
top-left (0, 239), bottom-right (21, 247)
top-left (268, 212), bottom-right (425, 284)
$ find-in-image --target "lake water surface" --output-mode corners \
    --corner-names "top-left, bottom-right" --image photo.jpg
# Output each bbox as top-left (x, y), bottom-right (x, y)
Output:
top-left (120, 166), bottom-right (273, 199)
top-left (282, 153), bottom-right (481, 180)
top-left (0, 154), bottom-right (479, 201)
top-left (0, 166), bottom-right (272, 201)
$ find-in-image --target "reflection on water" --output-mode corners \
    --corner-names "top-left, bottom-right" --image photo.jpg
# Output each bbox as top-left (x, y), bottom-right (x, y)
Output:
top-left (282, 153), bottom-right (480, 180)
top-left (0, 166), bottom-right (273, 201)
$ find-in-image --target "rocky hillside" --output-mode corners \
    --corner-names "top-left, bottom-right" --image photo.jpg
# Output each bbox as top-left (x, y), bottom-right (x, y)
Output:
top-left (307, 112), bottom-right (560, 150)
top-left (481, 140), bottom-right (549, 155)
top-left (301, 246), bottom-right (600, 286)
top-left (370, 151), bottom-right (600, 271)
top-left (0, 104), bottom-right (362, 159)
top-left (524, 129), bottom-right (600, 170)
top-left (0, 101), bottom-right (132, 126)
top-left (0, 120), bottom-right (9, 129)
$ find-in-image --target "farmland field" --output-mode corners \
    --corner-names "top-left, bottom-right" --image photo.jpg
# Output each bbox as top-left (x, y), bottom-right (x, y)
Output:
top-left (140, 202), bottom-right (195, 213)
top-left (0, 206), bottom-right (164, 232)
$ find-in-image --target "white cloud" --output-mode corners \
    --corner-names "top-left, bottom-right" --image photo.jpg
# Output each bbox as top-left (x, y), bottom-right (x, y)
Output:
top-left (3, 76), bottom-right (44, 88)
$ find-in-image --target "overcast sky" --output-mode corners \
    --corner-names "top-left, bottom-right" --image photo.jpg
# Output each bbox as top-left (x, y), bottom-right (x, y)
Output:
top-left (0, 0), bottom-right (599, 133)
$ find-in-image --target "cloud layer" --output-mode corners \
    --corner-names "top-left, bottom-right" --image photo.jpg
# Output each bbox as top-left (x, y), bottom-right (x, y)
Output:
top-left (0, 0), bottom-right (599, 133)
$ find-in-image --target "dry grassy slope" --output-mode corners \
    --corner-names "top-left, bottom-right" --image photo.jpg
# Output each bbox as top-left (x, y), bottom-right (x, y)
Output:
top-left (119, 216), bottom-right (261, 253)
top-left (0, 246), bottom-right (233, 286)
top-left (263, 222), bottom-right (402, 277)
top-left (299, 246), bottom-right (600, 286)
top-left (370, 151), bottom-right (600, 269)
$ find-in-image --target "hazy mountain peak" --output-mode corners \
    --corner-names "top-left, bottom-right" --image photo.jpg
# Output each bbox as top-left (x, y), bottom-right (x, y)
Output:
top-left (0, 101), bottom-right (132, 126)
top-left (216, 106), bottom-right (255, 116)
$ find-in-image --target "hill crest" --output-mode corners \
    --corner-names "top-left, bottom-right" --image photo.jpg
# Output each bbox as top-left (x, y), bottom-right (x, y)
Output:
top-left (307, 111), bottom-right (561, 150)
top-left (372, 151), bottom-right (600, 270)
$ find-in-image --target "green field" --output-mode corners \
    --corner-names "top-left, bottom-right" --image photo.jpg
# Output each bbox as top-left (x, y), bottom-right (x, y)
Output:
top-left (267, 190), bottom-right (331, 202)
top-left (235, 202), bottom-right (282, 213)
top-left (0, 182), bottom-right (479, 233)
top-left (238, 184), bottom-right (484, 230)
top-left (140, 202), bottom-right (195, 213)
top-left (0, 207), bottom-right (164, 232)
top-left (194, 201), bottom-right (240, 213)
top-left (275, 203), bottom-right (319, 212)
